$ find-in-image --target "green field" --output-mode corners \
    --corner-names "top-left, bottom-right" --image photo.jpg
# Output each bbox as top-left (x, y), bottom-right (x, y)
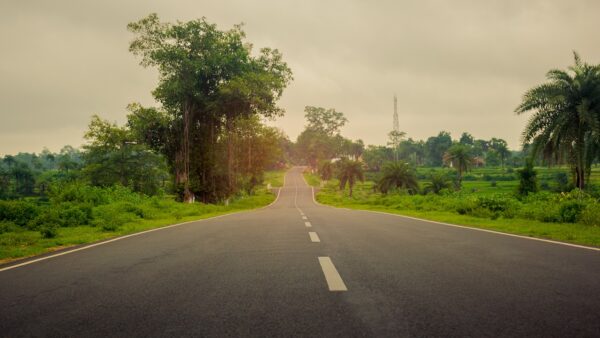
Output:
top-left (0, 170), bottom-right (286, 263)
top-left (305, 167), bottom-right (600, 248)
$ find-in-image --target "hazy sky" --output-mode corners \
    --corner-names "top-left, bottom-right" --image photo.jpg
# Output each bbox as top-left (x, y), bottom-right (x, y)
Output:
top-left (1, 0), bottom-right (600, 155)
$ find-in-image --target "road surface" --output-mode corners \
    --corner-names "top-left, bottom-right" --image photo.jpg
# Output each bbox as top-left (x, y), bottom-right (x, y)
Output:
top-left (1, 167), bottom-right (599, 337)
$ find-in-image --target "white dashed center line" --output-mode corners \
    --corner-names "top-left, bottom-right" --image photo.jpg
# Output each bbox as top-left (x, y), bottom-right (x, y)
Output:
top-left (302, 216), bottom-right (307, 220)
top-left (318, 257), bottom-right (347, 291)
top-left (309, 232), bottom-right (320, 242)
top-left (304, 221), bottom-right (312, 227)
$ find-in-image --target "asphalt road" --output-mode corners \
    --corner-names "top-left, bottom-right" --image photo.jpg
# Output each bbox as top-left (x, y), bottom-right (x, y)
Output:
top-left (1, 167), bottom-right (600, 337)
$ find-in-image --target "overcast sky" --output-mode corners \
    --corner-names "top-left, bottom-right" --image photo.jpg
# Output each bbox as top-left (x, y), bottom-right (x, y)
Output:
top-left (1, 0), bottom-right (600, 155)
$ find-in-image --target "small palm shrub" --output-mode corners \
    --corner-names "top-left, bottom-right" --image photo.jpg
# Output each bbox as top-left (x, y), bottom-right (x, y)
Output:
top-left (376, 162), bottom-right (419, 195)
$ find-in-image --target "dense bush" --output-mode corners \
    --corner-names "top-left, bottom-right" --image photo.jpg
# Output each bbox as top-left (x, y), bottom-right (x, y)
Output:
top-left (320, 179), bottom-right (600, 226)
top-left (0, 220), bottom-right (19, 234)
top-left (0, 200), bottom-right (39, 226)
top-left (558, 200), bottom-right (586, 223)
top-left (580, 205), bottom-right (600, 226)
top-left (517, 160), bottom-right (538, 196)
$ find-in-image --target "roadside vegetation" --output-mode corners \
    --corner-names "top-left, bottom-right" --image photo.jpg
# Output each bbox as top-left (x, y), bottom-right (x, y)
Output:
top-left (2, 14), bottom-right (600, 260)
top-left (0, 172), bottom-right (284, 262)
top-left (297, 53), bottom-right (600, 247)
top-left (0, 14), bottom-right (292, 262)
top-left (305, 167), bottom-right (600, 247)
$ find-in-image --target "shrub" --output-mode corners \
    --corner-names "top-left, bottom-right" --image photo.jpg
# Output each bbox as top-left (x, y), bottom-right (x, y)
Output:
top-left (470, 207), bottom-right (495, 219)
top-left (454, 198), bottom-right (476, 215)
top-left (0, 220), bottom-right (19, 234)
top-left (40, 223), bottom-right (58, 238)
top-left (554, 172), bottom-right (573, 193)
top-left (92, 203), bottom-right (138, 231)
top-left (57, 203), bottom-right (92, 227)
top-left (476, 195), bottom-right (512, 213)
top-left (579, 204), bottom-right (600, 226)
top-left (558, 201), bottom-right (585, 223)
top-left (0, 200), bottom-right (39, 226)
top-left (49, 182), bottom-right (109, 206)
top-left (517, 160), bottom-right (538, 196)
top-left (29, 208), bottom-right (61, 230)
top-left (490, 180), bottom-right (497, 187)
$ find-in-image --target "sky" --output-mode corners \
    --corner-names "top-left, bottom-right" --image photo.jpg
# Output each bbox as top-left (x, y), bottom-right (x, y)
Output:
top-left (1, 0), bottom-right (600, 155)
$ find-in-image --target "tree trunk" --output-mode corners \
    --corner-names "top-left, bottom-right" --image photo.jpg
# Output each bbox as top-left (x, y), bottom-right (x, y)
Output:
top-left (226, 117), bottom-right (235, 195)
top-left (575, 136), bottom-right (586, 190)
top-left (179, 101), bottom-right (194, 203)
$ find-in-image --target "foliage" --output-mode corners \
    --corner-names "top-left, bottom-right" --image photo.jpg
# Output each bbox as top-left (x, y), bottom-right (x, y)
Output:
top-left (443, 144), bottom-right (474, 186)
top-left (318, 160), bottom-right (334, 181)
top-left (362, 145), bottom-right (394, 171)
top-left (128, 13), bottom-right (292, 202)
top-left (83, 115), bottom-right (169, 195)
top-left (387, 130), bottom-right (406, 162)
top-left (579, 204), bottom-right (600, 226)
top-left (558, 200), bottom-right (585, 223)
top-left (424, 171), bottom-right (454, 194)
top-left (517, 160), bottom-right (538, 196)
top-left (336, 159), bottom-right (364, 197)
top-left (0, 200), bottom-right (39, 227)
top-left (294, 107), bottom-right (359, 168)
top-left (516, 52), bottom-right (600, 190)
top-left (376, 162), bottom-right (419, 194)
top-left (304, 106), bottom-right (347, 136)
top-left (425, 131), bottom-right (453, 166)
top-left (0, 178), bottom-right (279, 261)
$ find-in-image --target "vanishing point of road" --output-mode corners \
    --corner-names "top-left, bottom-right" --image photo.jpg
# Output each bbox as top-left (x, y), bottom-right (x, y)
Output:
top-left (1, 167), bottom-right (599, 337)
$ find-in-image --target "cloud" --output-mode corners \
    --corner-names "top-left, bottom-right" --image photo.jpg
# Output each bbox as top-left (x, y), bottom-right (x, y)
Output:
top-left (1, 0), bottom-right (599, 154)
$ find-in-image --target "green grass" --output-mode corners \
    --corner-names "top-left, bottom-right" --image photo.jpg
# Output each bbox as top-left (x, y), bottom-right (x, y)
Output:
top-left (264, 169), bottom-right (286, 187)
top-left (0, 171), bottom-right (286, 263)
top-left (306, 170), bottom-right (600, 248)
top-left (303, 171), bottom-right (321, 187)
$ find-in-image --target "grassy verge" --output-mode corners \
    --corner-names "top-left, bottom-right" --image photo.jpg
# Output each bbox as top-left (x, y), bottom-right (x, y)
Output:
top-left (0, 170), bottom-right (286, 263)
top-left (303, 171), bottom-right (321, 187)
top-left (264, 169), bottom-right (286, 187)
top-left (305, 173), bottom-right (600, 248)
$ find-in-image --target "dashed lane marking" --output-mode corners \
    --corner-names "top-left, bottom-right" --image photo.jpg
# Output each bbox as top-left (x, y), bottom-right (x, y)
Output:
top-left (309, 232), bottom-right (320, 242)
top-left (318, 257), bottom-right (347, 291)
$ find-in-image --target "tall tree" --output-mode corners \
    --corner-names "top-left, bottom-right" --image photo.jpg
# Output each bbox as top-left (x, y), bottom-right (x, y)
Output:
top-left (459, 132), bottom-right (474, 145)
top-left (128, 14), bottom-right (291, 202)
top-left (304, 106), bottom-right (347, 136)
top-left (83, 116), bottom-right (168, 195)
top-left (489, 138), bottom-right (510, 168)
top-left (516, 52), bottom-right (600, 190)
top-left (425, 131), bottom-right (453, 166)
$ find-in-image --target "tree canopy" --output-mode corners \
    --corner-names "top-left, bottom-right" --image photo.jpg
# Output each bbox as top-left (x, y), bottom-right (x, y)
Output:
top-left (128, 13), bottom-right (292, 202)
top-left (516, 52), bottom-right (600, 189)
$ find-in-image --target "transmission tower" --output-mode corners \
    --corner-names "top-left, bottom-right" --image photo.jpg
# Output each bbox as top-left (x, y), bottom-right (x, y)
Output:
top-left (393, 94), bottom-right (399, 132)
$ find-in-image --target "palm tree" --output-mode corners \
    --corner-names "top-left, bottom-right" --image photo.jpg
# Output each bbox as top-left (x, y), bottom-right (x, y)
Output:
top-left (516, 52), bottom-right (600, 190)
top-left (376, 162), bottom-right (419, 194)
top-left (424, 171), bottom-right (453, 194)
top-left (318, 160), bottom-right (334, 181)
top-left (443, 144), bottom-right (474, 187)
top-left (337, 159), bottom-right (364, 197)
